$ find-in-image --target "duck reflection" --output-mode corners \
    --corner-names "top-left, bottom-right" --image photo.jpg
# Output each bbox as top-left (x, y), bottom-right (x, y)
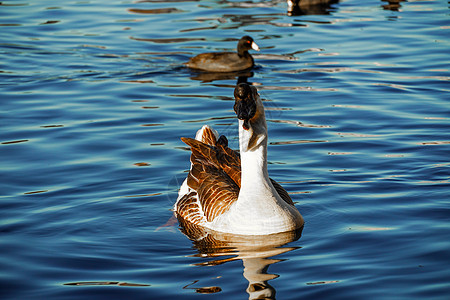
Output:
top-left (178, 218), bottom-right (303, 299)
top-left (381, 0), bottom-right (406, 11)
top-left (223, 0), bottom-right (339, 17)
top-left (287, 0), bottom-right (339, 16)
top-left (189, 69), bottom-right (253, 83)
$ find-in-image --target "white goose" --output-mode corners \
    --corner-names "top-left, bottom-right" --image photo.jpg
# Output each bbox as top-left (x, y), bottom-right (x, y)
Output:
top-left (174, 83), bottom-right (304, 235)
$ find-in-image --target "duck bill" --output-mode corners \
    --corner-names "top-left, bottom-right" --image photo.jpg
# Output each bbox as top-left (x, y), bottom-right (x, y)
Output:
top-left (251, 41), bottom-right (260, 51)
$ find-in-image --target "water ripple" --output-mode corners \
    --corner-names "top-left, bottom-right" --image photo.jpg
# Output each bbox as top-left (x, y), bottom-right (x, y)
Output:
top-left (1, 0), bottom-right (449, 299)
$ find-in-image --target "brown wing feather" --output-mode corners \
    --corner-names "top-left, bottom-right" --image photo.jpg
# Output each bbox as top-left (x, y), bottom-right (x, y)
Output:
top-left (176, 192), bottom-right (205, 225)
top-left (216, 144), bottom-right (241, 187)
top-left (196, 166), bottom-right (239, 222)
top-left (181, 137), bottom-right (240, 187)
top-left (181, 137), bottom-right (240, 222)
top-left (199, 126), bottom-right (217, 146)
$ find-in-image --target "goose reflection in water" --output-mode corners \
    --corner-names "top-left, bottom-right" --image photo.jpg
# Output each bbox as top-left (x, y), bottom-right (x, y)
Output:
top-left (178, 218), bottom-right (303, 299)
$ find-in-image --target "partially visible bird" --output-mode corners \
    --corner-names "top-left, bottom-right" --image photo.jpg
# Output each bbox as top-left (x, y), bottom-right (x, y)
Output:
top-left (186, 36), bottom-right (260, 72)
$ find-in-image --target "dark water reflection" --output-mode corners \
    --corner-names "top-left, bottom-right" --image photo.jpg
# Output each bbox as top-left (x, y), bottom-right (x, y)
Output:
top-left (189, 70), bottom-right (253, 83)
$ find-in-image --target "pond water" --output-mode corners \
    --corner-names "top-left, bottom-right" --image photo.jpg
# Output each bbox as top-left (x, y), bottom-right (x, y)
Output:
top-left (1, 0), bottom-right (449, 299)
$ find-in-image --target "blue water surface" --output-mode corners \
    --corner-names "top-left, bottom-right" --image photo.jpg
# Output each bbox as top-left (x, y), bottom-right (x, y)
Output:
top-left (1, 0), bottom-right (449, 299)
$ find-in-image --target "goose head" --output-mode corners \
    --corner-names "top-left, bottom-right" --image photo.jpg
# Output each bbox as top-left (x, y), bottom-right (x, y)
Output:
top-left (233, 83), bottom-right (267, 152)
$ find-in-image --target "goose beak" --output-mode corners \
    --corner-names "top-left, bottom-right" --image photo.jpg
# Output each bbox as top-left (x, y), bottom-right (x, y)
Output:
top-left (251, 41), bottom-right (260, 51)
top-left (234, 100), bottom-right (253, 131)
top-left (242, 119), bottom-right (250, 131)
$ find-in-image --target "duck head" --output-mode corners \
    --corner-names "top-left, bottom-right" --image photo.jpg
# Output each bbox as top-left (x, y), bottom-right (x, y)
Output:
top-left (238, 36), bottom-right (260, 56)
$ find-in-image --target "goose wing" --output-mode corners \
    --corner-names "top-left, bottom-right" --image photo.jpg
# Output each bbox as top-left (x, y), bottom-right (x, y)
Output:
top-left (270, 178), bottom-right (295, 206)
top-left (175, 191), bottom-right (205, 226)
top-left (181, 137), bottom-right (240, 222)
top-left (178, 125), bottom-right (295, 224)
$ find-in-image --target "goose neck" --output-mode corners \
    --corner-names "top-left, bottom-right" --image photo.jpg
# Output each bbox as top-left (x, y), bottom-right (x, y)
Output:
top-left (239, 122), bottom-right (269, 187)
